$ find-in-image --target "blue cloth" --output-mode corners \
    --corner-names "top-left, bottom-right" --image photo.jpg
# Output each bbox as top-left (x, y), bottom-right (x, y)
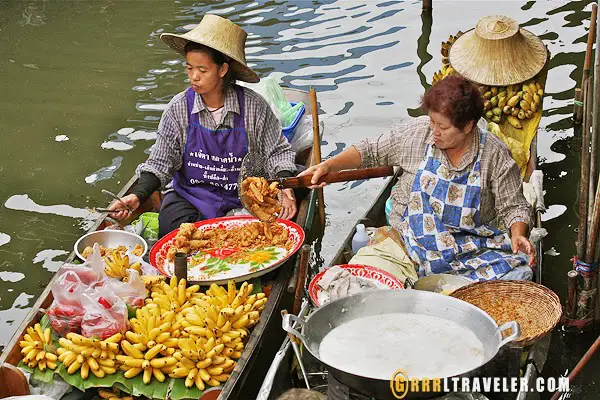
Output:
top-left (398, 131), bottom-right (527, 282)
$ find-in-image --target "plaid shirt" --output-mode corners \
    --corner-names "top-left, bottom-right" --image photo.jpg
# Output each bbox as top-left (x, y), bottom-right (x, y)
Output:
top-left (354, 116), bottom-right (532, 232)
top-left (137, 85), bottom-right (296, 188)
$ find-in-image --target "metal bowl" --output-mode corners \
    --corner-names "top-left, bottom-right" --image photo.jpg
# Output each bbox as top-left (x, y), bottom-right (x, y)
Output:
top-left (74, 230), bottom-right (147, 260)
top-left (413, 274), bottom-right (473, 294)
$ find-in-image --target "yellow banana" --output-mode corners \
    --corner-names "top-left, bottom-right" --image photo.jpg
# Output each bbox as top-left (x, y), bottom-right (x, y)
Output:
top-left (185, 368), bottom-right (199, 388)
top-left (150, 357), bottom-right (177, 369)
top-left (153, 367), bottom-right (166, 382)
top-left (91, 367), bottom-right (106, 378)
top-left (195, 372), bottom-right (206, 391)
top-left (169, 367), bottom-right (191, 378)
top-left (87, 357), bottom-right (100, 371)
top-left (124, 367), bottom-right (143, 378)
top-left (143, 368), bottom-right (153, 384)
top-left (80, 361), bottom-right (90, 379)
top-left (67, 361), bottom-right (81, 375)
top-left (121, 340), bottom-right (145, 359)
top-left (145, 344), bottom-right (166, 360)
top-left (198, 368), bottom-right (211, 382)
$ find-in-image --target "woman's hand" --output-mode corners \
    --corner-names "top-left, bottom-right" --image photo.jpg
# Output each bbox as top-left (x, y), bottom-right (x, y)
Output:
top-left (107, 194), bottom-right (140, 220)
top-left (511, 234), bottom-right (536, 266)
top-left (279, 189), bottom-right (297, 220)
top-left (297, 161), bottom-right (331, 189)
top-left (509, 222), bottom-right (535, 266)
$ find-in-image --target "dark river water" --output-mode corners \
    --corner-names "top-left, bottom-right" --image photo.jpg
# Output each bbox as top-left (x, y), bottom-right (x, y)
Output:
top-left (0, 0), bottom-right (597, 398)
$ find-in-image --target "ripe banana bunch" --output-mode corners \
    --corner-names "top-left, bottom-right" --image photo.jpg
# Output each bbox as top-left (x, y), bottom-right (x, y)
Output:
top-left (432, 31), bottom-right (463, 85)
top-left (140, 275), bottom-right (166, 288)
top-left (146, 276), bottom-right (200, 315)
top-left (181, 281), bottom-right (266, 343)
top-left (482, 80), bottom-right (544, 128)
top-left (20, 323), bottom-right (58, 371)
top-left (98, 388), bottom-right (133, 400)
top-left (119, 300), bottom-right (183, 384)
top-left (103, 250), bottom-right (141, 280)
top-left (170, 337), bottom-right (236, 390)
top-left (57, 333), bottom-right (121, 379)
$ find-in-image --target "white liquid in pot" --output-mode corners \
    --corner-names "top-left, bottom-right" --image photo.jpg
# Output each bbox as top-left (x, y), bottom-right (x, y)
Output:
top-left (318, 313), bottom-right (486, 380)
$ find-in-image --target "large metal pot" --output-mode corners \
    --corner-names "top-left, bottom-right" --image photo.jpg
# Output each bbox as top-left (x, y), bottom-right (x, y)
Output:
top-left (282, 290), bottom-right (519, 399)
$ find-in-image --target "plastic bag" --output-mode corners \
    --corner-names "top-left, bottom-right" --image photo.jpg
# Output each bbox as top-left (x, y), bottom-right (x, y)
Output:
top-left (290, 114), bottom-right (314, 153)
top-left (247, 77), bottom-right (304, 127)
top-left (46, 270), bottom-right (89, 336)
top-left (104, 269), bottom-right (148, 309)
top-left (84, 243), bottom-right (110, 281)
top-left (80, 286), bottom-right (128, 340)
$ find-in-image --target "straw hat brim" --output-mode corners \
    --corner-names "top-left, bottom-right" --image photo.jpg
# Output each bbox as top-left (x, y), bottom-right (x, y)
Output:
top-left (449, 26), bottom-right (547, 86)
top-left (160, 33), bottom-right (260, 83)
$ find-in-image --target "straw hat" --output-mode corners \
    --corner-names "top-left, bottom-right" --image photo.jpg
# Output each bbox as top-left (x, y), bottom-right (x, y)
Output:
top-left (449, 15), bottom-right (547, 86)
top-left (160, 14), bottom-right (260, 83)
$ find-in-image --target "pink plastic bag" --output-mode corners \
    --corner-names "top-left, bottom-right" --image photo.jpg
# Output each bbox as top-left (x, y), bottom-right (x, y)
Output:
top-left (80, 286), bottom-right (128, 340)
top-left (46, 270), bottom-right (88, 336)
top-left (104, 269), bottom-right (148, 309)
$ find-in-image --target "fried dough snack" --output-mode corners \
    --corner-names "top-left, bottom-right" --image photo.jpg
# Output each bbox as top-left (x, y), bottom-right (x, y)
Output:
top-left (81, 243), bottom-right (144, 259)
top-left (167, 221), bottom-right (294, 262)
top-left (242, 177), bottom-right (281, 222)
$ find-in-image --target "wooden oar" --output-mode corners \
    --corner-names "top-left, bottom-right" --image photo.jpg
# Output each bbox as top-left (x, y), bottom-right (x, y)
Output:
top-left (310, 88), bottom-right (326, 228)
top-left (550, 333), bottom-right (600, 400)
top-left (274, 166), bottom-right (395, 189)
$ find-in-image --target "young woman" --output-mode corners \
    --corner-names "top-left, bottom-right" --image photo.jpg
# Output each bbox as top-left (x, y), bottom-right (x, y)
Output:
top-left (109, 15), bottom-right (297, 237)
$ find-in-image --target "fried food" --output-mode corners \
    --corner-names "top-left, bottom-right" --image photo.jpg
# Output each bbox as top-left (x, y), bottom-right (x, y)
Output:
top-left (167, 221), bottom-right (293, 262)
top-left (242, 177), bottom-right (281, 222)
top-left (82, 244), bottom-right (144, 259)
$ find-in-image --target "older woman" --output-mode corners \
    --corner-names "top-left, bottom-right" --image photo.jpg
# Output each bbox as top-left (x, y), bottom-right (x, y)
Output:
top-left (302, 76), bottom-right (535, 282)
top-left (109, 15), bottom-right (297, 237)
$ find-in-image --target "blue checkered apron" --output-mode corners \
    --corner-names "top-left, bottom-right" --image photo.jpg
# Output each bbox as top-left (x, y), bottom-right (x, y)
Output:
top-left (398, 131), bottom-right (527, 282)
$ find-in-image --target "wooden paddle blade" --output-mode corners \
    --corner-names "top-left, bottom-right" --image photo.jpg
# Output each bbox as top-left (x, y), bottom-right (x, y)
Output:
top-left (281, 166), bottom-right (394, 188)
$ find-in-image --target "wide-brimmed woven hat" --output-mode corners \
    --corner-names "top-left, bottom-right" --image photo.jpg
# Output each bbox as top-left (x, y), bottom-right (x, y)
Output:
top-left (160, 14), bottom-right (260, 83)
top-left (449, 15), bottom-right (547, 86)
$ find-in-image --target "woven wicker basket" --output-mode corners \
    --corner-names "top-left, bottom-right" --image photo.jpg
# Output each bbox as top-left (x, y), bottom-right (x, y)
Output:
top-left (450, 280), bottom-right (562, 347)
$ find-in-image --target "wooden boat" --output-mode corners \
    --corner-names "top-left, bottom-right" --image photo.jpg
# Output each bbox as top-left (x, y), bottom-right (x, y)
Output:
top-left (0, 89), bottom-right (322, 400)
top-left (257, 134), bottom-right (551, 400)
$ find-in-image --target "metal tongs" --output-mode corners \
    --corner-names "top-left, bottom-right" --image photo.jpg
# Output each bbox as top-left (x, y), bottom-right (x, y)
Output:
top-left (101, 189), bottom-right (133, 213)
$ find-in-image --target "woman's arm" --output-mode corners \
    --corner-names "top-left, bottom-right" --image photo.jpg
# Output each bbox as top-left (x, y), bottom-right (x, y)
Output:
top-left (490, 147), bottom-right (535, 265)
top-left (109, 97), bottom-right (186, 220)
top-left (298, 118), bottom-right (422, 187)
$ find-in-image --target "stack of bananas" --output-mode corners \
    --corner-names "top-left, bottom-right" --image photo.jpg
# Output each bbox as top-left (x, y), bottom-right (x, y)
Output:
top-left (118, 298), bottom-right (183, 384)
top-left (57, 333), bottom-right (121, 378)
top-left (116, 277), bottom-right (266, 390)
top-left (170, 337), bottom-right (235, 390)
top-left (98, 388), bottom-right (133, 400)
top-left (481, 79), bottom-right (544, 129)
top-left (431, 32), bottom-right (463, 85)
top-left (19, 323), bottom-right (58, 371)
top-left (103, 250), bottom-right (142, 280)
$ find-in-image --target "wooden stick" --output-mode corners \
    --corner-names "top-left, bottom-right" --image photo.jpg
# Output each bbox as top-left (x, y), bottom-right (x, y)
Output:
top-left (310, 87), bottom-right (326, 228)
top-left (293, 244), bottom-right (311, 315)
top-left (588, 8), bottom-right (600, 241)
top-left (422, 0), bottom-right (432, 11)
top-left (281, 167), bottom-right (395, 189)
top-left (574, 89), bottom-right (583, 124)
top-left (578, 78), bottom-right (591, 259)
top-left (583, 4), bottom-right (598, 92)
top-left (575, 5), bottom-right (597, 124)
top-left (587, 76), bottom-right (596, 255)
top-left (566, 270), bottom-right (579, 321)
top-left (550, 332), bottom-right (600, 400)
top-left (174, 252), bottom-right (188, 282)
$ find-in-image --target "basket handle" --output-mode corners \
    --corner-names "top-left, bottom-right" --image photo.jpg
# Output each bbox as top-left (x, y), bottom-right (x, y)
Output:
top-left (497, 321), bottom-right (521, 349)
top-left (282, 313), bottom-right (307, 344)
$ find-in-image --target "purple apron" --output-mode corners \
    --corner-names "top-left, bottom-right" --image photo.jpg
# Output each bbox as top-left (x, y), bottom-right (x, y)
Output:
top-left (172, 85), bottom-right (248, 219)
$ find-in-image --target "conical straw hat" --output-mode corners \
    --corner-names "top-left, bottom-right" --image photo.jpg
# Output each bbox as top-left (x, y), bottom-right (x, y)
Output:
top-left (160, 14), bottom-right (260, 83)
top-left (449, 15), bottom-right (547, 86)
